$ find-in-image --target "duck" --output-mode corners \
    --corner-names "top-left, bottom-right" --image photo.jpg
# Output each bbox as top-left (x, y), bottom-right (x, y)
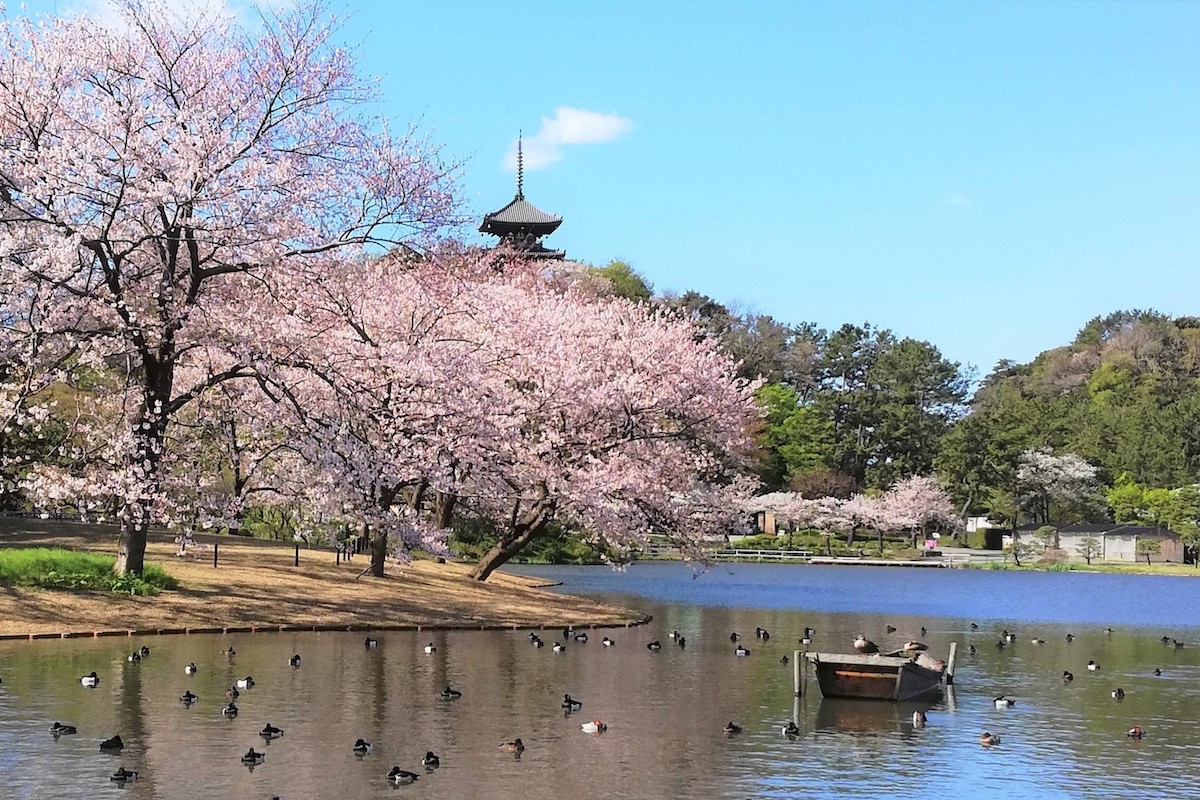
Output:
top-left (995, 640), bottom-right (1006, 650)
top-left (730, 632), bottom-right (741, 642)
top-left (903, 641), bottom-right (929, 653)
top-left (1127, 726), bottom-right (1145, 739)
top-left (221, 702), bottom-right (239, 718)
top-left (1112, 688), bottom-right (1126, 700)
top-left (49, 722), bottom-right (77, 735)
top-left (422, 751), bottom-right (440, 768)
top-left (110, 767), bottom-right (138, 782)
top-left (1030, 638), bottom-right (1046, 645)
top-left (646, 641), bottom-right (662, 651)
top-left (423, 643), bottom-right (436, 654)
top-left (223, 647), bottom-right (237, 658)
top-left (994, 696), bottom-right (1015, 708)
top-left (80, 672), bottom-right (99, 687)
top-left (562, 693), bottom-right (583, 710)
top-left (780, 655), bottom-right (790, 665)
top-left (913, 711), bottom-right (927, 727)
top-left (1062, 671), bottom-right (1074, 683)
top-left (288, 654), bottom-right (301, 667)
top-left (885, 625), bottom-right (897, 634)
top-left (99, 735), bottom-right (124, 751)
top-left (353, 738), bottom-right (373, 755)
top-left (364, 638), bottom-right (378, 648)
top-left (226, 686), bottom-right (240, 700)
top-left (581, 719), bottom-right (607, 734)
top-left (574, 632), bottom-right (589, 643)
top-left (236, 676), bottom-right (255, 689)
top-left (531, 636), bottom-right (544, 648)
top-left (1002, 630), bottom-right (1016, 642)
top-left (970, 622), bottom-right (979, 629)
top-left (677, 636), bottom-right (687, 649)
top-left (184, 662), bottom-right (197, 675)
top-left (1104, 627), bottom-right (1114, 635)
top-left (1154, 668), bottom-right (1163, 676)
top-left (920, 626), bottom-right (929, 636)
top-left (980, 732), bottom-right (1001, 746)
top-left (440, 686), bottom-right (462, 700)
top-left (259, 723), bottom-right (284, 739)
top-left (757, 627), bottom-right (770, 641)
top-left (1173, 639), bottom-right (1185, 649)
top-left (602, 636), bottom-right (615, 647)
top-left (853, 635), bottom-right (879, 655)
top-left (669, 630), bottom-right (680, 640)
top-left (735, 644), bottom-right (751, 657)
top-left (241, 748), bottom-right (265, 765)
top-left (1065, 633), bottom-right (1075, 642)
top-left (552, 641), bottom-right (566, 653)
top-left (498, 738), bottom-right (525, 753)
top-left (562, 627), bottom-right (573, 640)
top-left (180, 690), bottom-right (198, 704)
top-left (1161, 635), bottom-right (1173, 643)
top-left (800, 633), bottom-right (813, 645)
top-left (782, 721), bottom-right (800, 737)
top-left (127, 651), bottom-right (141, 662)
top-left (388, 767), bottom-right (419, 784)
top-left (139, 645), bottom-right (150, 656)
top-left (723, 721), bottom-right (743, 735)
top-left (1087, 660), bottom-right (1099, 671)
top-left (968, 645), bottom-right (977, 655)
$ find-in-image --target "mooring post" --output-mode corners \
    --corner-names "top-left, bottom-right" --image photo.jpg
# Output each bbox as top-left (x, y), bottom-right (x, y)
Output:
top-left (294, 544), bottom-right (299, 567)
top-left (212, 543), bottom-right (218, 568)
top-left (946, 641), bottom-right (958, 685)
top-left (336, 547), bottom-right (341, 566)
top-left (794, 649), bottom-right (803, 696)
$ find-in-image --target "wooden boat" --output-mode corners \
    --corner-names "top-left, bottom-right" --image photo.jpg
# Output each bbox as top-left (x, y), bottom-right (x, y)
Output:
top-left (804, 650), bottom-right (945, 702)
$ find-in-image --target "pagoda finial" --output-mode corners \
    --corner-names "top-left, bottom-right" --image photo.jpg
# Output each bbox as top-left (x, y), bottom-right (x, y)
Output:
top-left (516, 131), bottom-right (524, 199)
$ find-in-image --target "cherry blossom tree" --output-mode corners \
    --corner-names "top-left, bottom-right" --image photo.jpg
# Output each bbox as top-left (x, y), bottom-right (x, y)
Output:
top-left (1017, 448), bottom-right (1100, 525)
top-left (0, 1), bottom-right (459, 573)
top-left (880, 474), bottom-right (958, 549)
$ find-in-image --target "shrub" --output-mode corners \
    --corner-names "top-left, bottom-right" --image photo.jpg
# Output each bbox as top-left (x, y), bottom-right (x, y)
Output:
top-left (0, 548), bottom-right (177, 595)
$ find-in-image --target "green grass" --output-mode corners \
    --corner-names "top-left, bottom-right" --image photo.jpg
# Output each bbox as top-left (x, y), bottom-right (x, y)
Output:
top-left (0, 548), bottom-right (178, 595)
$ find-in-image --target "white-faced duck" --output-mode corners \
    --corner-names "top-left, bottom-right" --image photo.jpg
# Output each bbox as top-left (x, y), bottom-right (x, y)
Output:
top-left (288, 654), bottom-right (301, 667)
top-left (646, 641), bottom-right (661, 651)
top-left (99, 735), bottom-right (124, 751)
top-left (241, 748), bottom-right (264, 765)
top-left (388, 767), bottom-right (419, 784)
top-left (723, 721), bottom-right (742, 735)
top-left (80, 672), bottom-right (99, 687)
top-left (580, 719), bottom-right (607, 733)
top-left (49, 722), bottom-right (77, 735)
top-left (260, 723), bottom-right (284, 739)
top-left (735, 644), bottom-right (751, 657)
top-left (110, 767), bottom-right (137, 783)
top-left (440, 686), bottom-right (462, 700)
top-left (353, 738), bottom-right (373, 755)
top-left (422, 751), bottom-right (440, 769)
top-left (562, 694), bottom-right (583, 710)
top-left (180, 690), bottom-right (198, 705)
top-left (498, 738), bottom-right (525, 753)
top-left (184, 663), bottom-right (197, 675)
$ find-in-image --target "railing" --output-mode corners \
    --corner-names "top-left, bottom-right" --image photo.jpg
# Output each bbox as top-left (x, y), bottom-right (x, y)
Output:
top-left (714, 548), bottom-right (814, 562)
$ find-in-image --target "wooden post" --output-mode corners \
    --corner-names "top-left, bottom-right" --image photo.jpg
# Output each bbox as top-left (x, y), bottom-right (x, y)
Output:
top-left (212, 543), bottom-right (218, 568)
top-left (793, 650), bottom-right (804, 696)
top-left (294, 544), bottom-right (299, 567)
top-left (336, 547), bottom-right (341, 565)
top-left (946, 641), bottom-right (958, 685)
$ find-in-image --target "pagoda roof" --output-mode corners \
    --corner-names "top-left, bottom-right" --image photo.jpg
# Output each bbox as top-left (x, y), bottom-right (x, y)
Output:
top-left (480, 193), bottom-right (563, 235)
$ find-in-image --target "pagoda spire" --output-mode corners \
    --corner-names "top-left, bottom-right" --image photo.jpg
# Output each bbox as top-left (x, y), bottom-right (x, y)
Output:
top-left (516, 132), bottom-right (524, 199)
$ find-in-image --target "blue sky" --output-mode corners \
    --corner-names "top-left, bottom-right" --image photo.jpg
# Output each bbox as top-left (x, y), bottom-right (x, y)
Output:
top-left (28, 1), bottom-right (1200, 376)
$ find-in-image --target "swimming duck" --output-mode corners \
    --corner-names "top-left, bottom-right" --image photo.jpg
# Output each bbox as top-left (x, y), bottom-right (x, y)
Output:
top-left (223, 647), bottom-right (236, 657)
top-left (885, 625), bottom-right (897, 634)
top-left (669, 630), bottom-right (680, 640)
top-left (1153, 668), bottom-right (1162, 676)
top-left (723, 721), bottom-right (742, 735)
top-left (260, 723), bottom-right (284, 739)
top-left (574, 632), bottom-right (589, 643)
top-left (180, 690), bottom-right (198, 704)
top-left (1030, 638), bottom-right (1045, 645)
top-left (913, 711), bottom-right (927, 727)
top-left (980, 732), bottom-right (1001, 746)
top-left (780, 655), bottom-right (790, 665)
top-left (970, 622), bottom-right (979, 629)
top-left (602, 637), bottom-right (615, 647)
top-left (562, 693), bottom-right (583, 710)
top-left (581, 719), bottom-right (607, 734)
top-left (735, 644), bottom-right (751, 656)
top-left (903, 641), bottom-right (929, 653)
top-left (222, 702), bottom-right (239, 718)
top-left (241, 748), bottom-right (265, 765)
top-left (1087, 660), bottom-right (1099, 671)
top-left (1065, 633), bottom-right (1075, 642)
top-left (236, 676), bottom-right (255, 689)
top-left (127, 651), bottom-right (141, 662)
top-left (440, 686), bottom-right (462, 700)
top-left (552, 642), bottom-right (566, 653)
top-left (498, 738), bottom-right (525, 753)
top-left (994, 696), bottom-right (1015, 708)
top-left (804, 626), bottom-right (817, 638)
top-left (1062, 671), bottom-right (1074, 683)
top-left (1173, 639), bottom-right (1185, 649)
top-left (968, 645), bottom-right (977, 655)
top-left (364, 638), bottom-right (378, 648)
top-left (730, 632), bottom-right (741, 642)
top-left (562, 627), bottom-right (573, 640)
top-left (1104, 627), bottom-right (1114, 635)
top-left (1002, 630), bottom-right (1016, 642)
top-left (1161, 635), bottom-right (1172, 643)
top-left (226, 686), bottom-right (240, 699)
top-left (422, 751), bottom-right (440, 769)
top-left (531, 636), bottom-right (544, 648)
top-left (99, 735), bottom-right (124, 751)
top-left (110, 767), bottom-right (138, 782)
top-left (646, 641), bottom-right (662, 651)
top-left (80, 672), bottom-right (99, 687)
top-left (1127, 726), bottom-right (1145, 739)
top-left (853, 635), bottom-right (879, 655)
top-left (139, 646), bottom-right (150, 657)
top-left (783, 721), bottom-right (800, 737)
top-left (49, 722), bottom-right (77, 735)
top-left (1112, 688), bottom-right (1126, 700)
top-left (388, 767), bottom-right (419, 783)
top-left (184, 663), bottom-right (197, 675)
top-left (920, 626), bottom-right (928, 636)
top-left (995, 640), bottom-right (1006, 650)
top-left (353, 738), bottom-right (373, 755)
top-left (288, 654), bottom-right (301, 667)
top-left (528, 631), bottom-right (540, 641)
top-left (800, 633), bottom-right (812, 645)
top-left (756, 627), bottom-right (770, 641)
top-left (677, 636), bottom-right (687, 649)
top-left (424, 643), bottom-right (436, 654)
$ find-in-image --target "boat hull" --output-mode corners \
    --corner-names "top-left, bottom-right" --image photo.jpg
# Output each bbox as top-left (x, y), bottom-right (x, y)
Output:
top-left (806, 652), bottom-right (944, 702)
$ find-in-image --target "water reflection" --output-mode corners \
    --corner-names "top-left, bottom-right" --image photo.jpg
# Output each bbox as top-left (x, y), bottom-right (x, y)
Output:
top-left (0, 566), bottom-right (1199, 799)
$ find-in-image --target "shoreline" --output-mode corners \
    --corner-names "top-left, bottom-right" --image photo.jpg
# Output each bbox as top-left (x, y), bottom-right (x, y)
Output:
top-left (0, 526), bottom-right (650, 641)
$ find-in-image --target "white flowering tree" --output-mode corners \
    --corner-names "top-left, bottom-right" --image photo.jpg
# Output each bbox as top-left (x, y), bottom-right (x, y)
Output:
top-left (1017, 448), bottom-right (1100, 525)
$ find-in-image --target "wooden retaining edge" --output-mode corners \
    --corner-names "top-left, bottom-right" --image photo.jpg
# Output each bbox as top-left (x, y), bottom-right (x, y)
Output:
top-left (0, 614), bottom-right (653, 643)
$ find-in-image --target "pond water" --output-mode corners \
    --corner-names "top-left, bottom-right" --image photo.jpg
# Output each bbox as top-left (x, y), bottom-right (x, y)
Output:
top-left (1, 563), bottom-right (1198, 800)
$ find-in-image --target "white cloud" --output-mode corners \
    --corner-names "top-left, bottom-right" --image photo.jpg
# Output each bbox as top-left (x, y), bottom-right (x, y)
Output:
top-left (945, 192), bottom-right (972, 206)
top-left (504, 107), bottom-right (633, 172)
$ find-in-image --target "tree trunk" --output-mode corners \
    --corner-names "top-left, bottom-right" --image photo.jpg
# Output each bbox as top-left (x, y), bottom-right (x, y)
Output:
top-left (114, 411), bottom-right (166, 576)
top-left (467, 494), bottom-right (555, 581)
top-left (115, 513), bottom-right (148, 575)
top-left (877, 529), bottom-right (884, 555)
top-left (370, 524), bottom-right (387, 577)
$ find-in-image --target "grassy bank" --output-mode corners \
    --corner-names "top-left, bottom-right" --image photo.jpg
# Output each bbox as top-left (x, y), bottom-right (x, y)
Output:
top-left (973, 560), bottom-right (1199, 576)
top-left (0, 547), bottom-right (177, 595)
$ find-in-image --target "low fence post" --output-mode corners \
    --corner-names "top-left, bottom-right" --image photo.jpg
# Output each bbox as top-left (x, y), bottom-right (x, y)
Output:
top-left (212, 543), bottom-right (218, 568)
top-left (294, 544), bottom-right (299, 567)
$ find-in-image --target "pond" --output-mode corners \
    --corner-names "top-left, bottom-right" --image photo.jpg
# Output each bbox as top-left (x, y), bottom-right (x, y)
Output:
top-left (1, 562), bottom-right (1198, 799)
